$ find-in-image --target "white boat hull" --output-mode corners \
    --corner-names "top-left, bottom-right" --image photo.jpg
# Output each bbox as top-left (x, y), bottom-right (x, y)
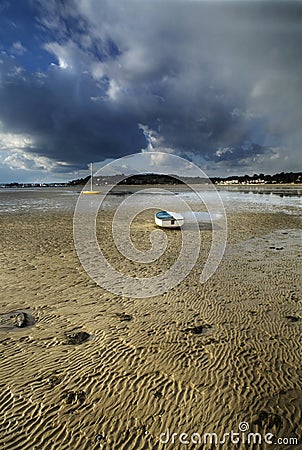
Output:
top-left (155, 211), bottom-right (184, 228)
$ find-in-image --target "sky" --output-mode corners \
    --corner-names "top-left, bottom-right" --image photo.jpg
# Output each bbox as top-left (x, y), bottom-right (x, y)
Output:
top-left (0, 0), bottom-right (301, 182)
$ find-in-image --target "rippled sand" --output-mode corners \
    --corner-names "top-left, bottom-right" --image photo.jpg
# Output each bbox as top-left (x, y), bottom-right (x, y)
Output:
top-left (0, 208), bottom-right (301, 449)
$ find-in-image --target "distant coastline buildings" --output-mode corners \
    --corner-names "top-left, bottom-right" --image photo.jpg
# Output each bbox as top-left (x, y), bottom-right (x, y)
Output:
top-left (212, 172), bottom-right (302, 185)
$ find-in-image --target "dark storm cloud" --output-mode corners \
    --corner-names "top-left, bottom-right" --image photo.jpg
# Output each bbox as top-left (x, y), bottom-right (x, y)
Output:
top-left (0, 0), bottom-right (301, 177)
top-left (0, 53), bottom-right (146, 170)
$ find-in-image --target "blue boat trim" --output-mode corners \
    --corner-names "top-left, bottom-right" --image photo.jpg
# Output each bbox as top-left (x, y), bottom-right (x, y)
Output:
top-left (156, 211), bottom-right (174, 220)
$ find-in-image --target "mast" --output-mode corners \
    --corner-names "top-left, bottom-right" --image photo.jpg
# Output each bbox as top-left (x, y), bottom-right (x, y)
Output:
top-left (82, 161), bottom-right (99, 194)
top-left (90, 162), bottom-right (93, 191)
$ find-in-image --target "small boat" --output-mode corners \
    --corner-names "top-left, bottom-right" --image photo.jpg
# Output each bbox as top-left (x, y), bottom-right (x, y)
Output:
top-left (82, 162), bottom-right (100, 194)
top-left (155, 211), bottom-right (184, 228)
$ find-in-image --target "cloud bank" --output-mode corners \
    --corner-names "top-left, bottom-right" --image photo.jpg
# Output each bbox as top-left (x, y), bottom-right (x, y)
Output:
top-left (0, 0), bottom-right (301, 180)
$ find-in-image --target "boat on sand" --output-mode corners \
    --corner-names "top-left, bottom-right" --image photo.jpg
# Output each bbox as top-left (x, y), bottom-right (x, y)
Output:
top-left (82, 163), bottom-right (100, 194)
top-left (155, 211), bottom-right (184, 228)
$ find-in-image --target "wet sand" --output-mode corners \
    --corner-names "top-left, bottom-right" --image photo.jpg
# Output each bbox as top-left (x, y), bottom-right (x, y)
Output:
top-left (0, 207), bottom-right (301, 449)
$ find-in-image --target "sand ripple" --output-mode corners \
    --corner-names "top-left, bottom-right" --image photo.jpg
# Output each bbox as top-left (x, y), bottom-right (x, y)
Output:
top-left (0, 211), bottom-right (301, 449)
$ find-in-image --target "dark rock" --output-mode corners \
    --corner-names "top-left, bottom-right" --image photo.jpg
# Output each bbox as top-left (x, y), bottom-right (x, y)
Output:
top-left (0, 309), bottom-right (35, 331)
top-left (184, 324), bottom-right (212, 334)
top-left (254, 411), bottom-right (282, 431)
top-left (63, 390), bottom-right (77, 404)
top-left (204, 338), bottom-right (219, 345)
top-left (65, 331), bottom-right (90, 345)
top-left (62, 390), bottom-right (86, 405)
top-left (77, 391), bottom-right (86, 404)
top-left (154, 390), bottom-right (163, 399)
top-left (47, 375), bottom-right (62, 388)
top-left (116, 312), bottom-right (133, 322)
top-left (285, 315), bottom-right (300, 322)
top-left (11, 312), bottom-right (27, 328)
top-left (189, 325), bottom-right (204, 334)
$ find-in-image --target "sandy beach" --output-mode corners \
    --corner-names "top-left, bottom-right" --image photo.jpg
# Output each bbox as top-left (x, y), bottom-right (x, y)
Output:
top-left (0, 191), bottom-right (301, 449)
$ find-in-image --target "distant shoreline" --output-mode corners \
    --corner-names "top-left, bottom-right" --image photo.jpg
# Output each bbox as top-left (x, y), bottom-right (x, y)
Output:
top-left (0, 183), bottom-right (302, 190)
top-left (1, 170), bottom-right (301, 188)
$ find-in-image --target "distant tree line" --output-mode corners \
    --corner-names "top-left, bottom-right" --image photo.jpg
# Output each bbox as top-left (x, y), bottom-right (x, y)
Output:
top-left (117, 174), bottom-right (185, 185)
top-left (68, 173), bottom-right (185, 185)
top-left (69, 176), bottom-right (90, 186)
top-left (68, 171), bottom-right (302, 185)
